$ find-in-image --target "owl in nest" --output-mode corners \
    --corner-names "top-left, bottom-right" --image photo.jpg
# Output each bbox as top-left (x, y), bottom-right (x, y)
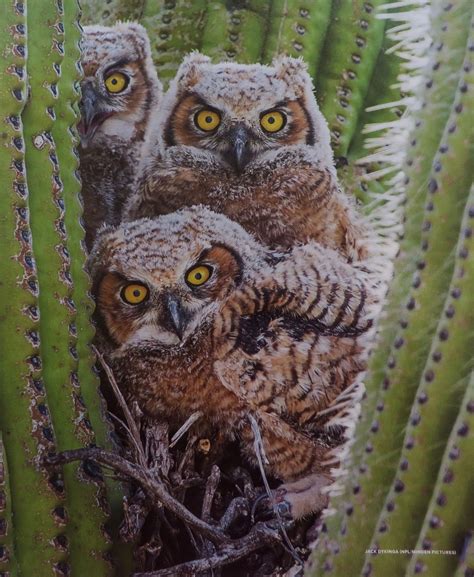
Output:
top-left (124, 52), bottom-right (377, 263)
top-left (79, 22), bottom-right (162, 250)
top-left (89, 207), bottom-right (384, 519)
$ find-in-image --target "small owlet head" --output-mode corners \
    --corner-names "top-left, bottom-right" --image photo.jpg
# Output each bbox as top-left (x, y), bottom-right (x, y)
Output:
top-left (89, 207), bottom-right (269, 349)
top-left (79, 22), bottom-right (162, 147)
top-left (158, 52), bottom-right (332, 172)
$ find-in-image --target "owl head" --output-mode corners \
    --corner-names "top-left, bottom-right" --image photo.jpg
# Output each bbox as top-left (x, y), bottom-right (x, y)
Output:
top-left (79, 22), bottom-right (162, 147)
top-left (156, 52), bottom-right (332, 172)
top-left (89, 207), bottom-right (270, 350)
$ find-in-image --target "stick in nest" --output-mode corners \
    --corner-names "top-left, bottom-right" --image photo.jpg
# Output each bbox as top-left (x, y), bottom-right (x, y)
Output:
top-left (248, 414), bottom-right (303, 566)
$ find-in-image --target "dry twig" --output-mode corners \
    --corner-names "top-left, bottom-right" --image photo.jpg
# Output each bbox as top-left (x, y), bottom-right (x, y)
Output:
top-left (44, 447), bottom-right (229, 545)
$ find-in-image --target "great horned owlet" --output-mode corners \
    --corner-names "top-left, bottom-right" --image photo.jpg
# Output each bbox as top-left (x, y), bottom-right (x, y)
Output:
top-left (124, 53), bottom-right (381, 264)
top-left (79, 22), bottom-right (162, 250)
top-left (89, 207), bottom-right (384, 519)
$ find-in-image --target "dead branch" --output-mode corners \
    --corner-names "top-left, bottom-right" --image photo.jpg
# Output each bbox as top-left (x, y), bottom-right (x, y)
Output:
top-left (93, 346), bottom-right (144, 465)
top-left (201, 464), bottom-right (221, 523)
top-left (44, 447), bottom-right (228, 545)
top-left (133, 522), bottom-right (281, 577)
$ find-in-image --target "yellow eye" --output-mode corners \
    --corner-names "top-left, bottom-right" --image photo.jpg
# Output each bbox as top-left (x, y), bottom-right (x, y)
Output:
top-left (104, 72), bottom-right (129, 94)
top-left (194, 109), bottom-right (221, 132)
top-left (186, 265), bottom-right (212, 287)
top-left (121, 283), bottom-right (149, 305)
top-left (260, 110), bottom-right (286, 133)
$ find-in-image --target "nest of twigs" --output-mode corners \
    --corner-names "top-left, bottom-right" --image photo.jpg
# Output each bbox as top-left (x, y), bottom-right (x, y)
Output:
top-left (46, 352), bottom-right (323, 576)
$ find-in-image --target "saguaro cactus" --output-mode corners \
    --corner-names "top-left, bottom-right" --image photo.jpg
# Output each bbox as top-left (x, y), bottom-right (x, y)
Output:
top-left (1, 0), bottom-right (472, 575)
top-left (0, 1), bottom-right (131, 575)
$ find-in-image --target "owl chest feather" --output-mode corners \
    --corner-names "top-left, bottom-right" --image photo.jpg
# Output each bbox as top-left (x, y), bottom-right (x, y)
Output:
top-left (133, 153), bottom-right (358, 254)
top-left (111, 340), bottom-right (247, 431)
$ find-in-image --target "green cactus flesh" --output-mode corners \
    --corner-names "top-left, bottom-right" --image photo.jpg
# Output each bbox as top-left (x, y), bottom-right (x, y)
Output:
top-left (406, 369), bottom-right (474, 577)
top-left (0, 0), bottom-right (67, 572)
top-left (363, 176), bottom-right (474, 575)
top-left (315, 0), bottom-right (386, 158)
top-left (0, 434), bottom-right (17, 575)
top-left (141, 0), bottom-right (208, 87)
top-left (55, 2), bottom-right (134, 573)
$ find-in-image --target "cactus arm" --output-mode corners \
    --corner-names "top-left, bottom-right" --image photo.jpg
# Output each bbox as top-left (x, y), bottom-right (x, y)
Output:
top-left (0, 0), bottom-right (68, 572)
top-left (53, 1), bottom-right (132, 574)
top-left (310, 3), bottom-right (474, 574)
top-left (140, 0), bottom-right (208, 87)
top-left (59, 3), bottom-right (134, 573)
top-left (0, 435), bottom-right (17, 576)
top-left (405, 371), bottom-right (474, 577)
top-left (363, 181), bottom-right (474, 576)
top-left (347, 37), bottom-right (401, 163)
top-left (260, 0), bottom-right (332, 77)
top-left (200, 1), bottom-right (271, 64)
top-left (338, 34), bottom-right (402, 202)
top-left (315, 0), bottom-right (386, 158)
top-left (396, 0), bottom-right (472, 261)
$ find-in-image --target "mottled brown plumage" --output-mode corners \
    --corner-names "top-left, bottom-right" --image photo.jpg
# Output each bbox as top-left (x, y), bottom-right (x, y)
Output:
top-left (124, 53), bottom-right (371, 262)
top-left (90, 207), bottom-right (383, 518)
top-left (79, 23), bottom-right (162, 249)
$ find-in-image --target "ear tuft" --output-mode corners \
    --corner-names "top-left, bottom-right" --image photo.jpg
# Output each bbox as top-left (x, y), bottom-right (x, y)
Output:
top-left (176, 51), bottom-right (211, 88)
top-left (271, 55), bottom-right (312, 94)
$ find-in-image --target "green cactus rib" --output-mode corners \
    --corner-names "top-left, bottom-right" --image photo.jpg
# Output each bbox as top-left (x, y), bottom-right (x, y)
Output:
top-left (141, 0), bottom-right (208, 87)
top-left (315, 0), bottom-right (386, 159)
top-left (363, 180), bottom-right (474, 576)
top-left (398, 0), bottom-right (471, 267)
top-left (52, 1), bottom-right (127, 575)
top-left (200, 1), bottom-right (271, 64)
top-left (60, 1), bottom-right (134, 572)
top-left (259, 0), bottom-right (332, 76)
top-left (405, 370), bottom-right (474, 577)
top-left (320, 0), bottom-right (472, 529)
top-left (311, 13), bottom-right (474, 576)
top-left (0, 0), bottom-right (68, 572)
top-left (0, 434), bottom-right (17, 576)
top-left (80, 0), bottom-right (145, 26)
top-left (338, 33), bottom-right (402, 203)
top-left (347, 34), bottom-right (401, 163)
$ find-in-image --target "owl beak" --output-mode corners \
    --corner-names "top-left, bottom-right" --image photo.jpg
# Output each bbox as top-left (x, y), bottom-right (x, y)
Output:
top-left (78, 84), bottom-right (112, 145)
top-left (164, 294), bottom-right (187, 341)
top-left (227, 124), bottom-right (251, 173)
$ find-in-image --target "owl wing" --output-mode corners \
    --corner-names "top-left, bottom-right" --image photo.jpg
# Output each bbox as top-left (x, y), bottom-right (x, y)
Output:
top-left (224, 242), bottom-right (381, 339)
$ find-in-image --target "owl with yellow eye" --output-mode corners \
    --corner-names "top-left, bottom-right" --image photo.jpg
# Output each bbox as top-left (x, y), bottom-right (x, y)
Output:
top-left (90, 206), bottom-right (384, 519)
top-left (124, 53), bottom-right (393, 274)
top-left (78, 22), bottom-right (162, 250)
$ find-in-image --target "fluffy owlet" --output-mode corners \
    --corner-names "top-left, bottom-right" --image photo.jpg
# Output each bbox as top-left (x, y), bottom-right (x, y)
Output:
top-left (89, 207), bottom-right (384, 519)
top-left (79, 22), bottom-right (162, 250)
top-left (124, 53), bottom-right (374, 263)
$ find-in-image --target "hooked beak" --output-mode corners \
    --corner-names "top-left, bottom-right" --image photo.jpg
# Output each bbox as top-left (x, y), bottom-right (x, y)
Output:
top-left (226, 124), bottom-right (252, 173)
top-left (164, 294), bottom-right (188, 341)
top-left (78, 84), bottom-right (112, 145)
